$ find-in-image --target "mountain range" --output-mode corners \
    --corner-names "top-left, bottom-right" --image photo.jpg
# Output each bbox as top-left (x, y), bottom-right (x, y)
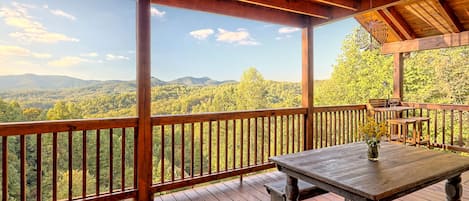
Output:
top-left (0, 74), bottom-right (236, 92)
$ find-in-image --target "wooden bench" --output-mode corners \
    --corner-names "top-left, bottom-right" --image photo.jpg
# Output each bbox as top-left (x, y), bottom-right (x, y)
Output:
top-left (264, 179), bottom-right (327, 201)
top-left (367, 99), bottom-right (388, 116)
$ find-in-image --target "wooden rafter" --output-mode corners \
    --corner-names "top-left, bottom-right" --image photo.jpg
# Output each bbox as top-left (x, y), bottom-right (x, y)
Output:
top-left (315, 0), bottom-right (402, 26)
top-left (238, 0), bottom-right (330, 19)
top-left (152, 0), bottom-right (309, 27)
top-left (381, 31), bottom-right (469, 54)
top-left (435, 0), bottom-right (464, 32)
top-left (313, 0), bottom-right (358, 11)
top-left (381, 7), bottom-right (416, 40)
top-left (377, 9), bottom-right (405, 41)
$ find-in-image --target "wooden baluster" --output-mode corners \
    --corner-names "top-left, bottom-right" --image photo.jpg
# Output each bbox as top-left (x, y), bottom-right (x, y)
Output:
top-left (254, 117), bottom-right (258, 165)
top-left (110, 128), bottom-right (113, 192)
top-left (225, 120), bottom-right (228, 171)
top-left (434, 110), bottom-right (438, 144)
top-left (459, 111), bottom-right (463, 147)
top-left (96, 129), bottom-right (100, 195)
top-left (450, 110), bottom-right (454, 145)
top-left (443, 110), bottom-right (446, 146)
top-left (217, 121), bottom-right (220, 172)
top-left (52, 132), bottom-right (57, 201)
top-left (200, 122), bottom-right (203, 176)
top-left (291, 115), bottom-right (295, 153)
top-left (297, 114), bottom-right (301, 152)
top-left (208, 121), bottom-right (212, 174)
top-left (161, 126), bottom-right (165, 182)
top-left (233, 120), bottom-right (236, 169)
top-left (68, 130), bottom-right (72, 200)
top-left (314, 112), bottom-right (318, 149)
top-left (261, 117), bottom-right (265, 163)
top-left (82, 130), bottom-right (86, 198)
top-left (274, 116), bottom-right (278, 155)
top-left (181, 124), bottom-right (185, 180)
top-left (122, 128), bottom-right (126, 190)
top-left (2, 136), bottom-right (7, 201)
top-left (280, 116), bottom-right (284, 154)
top-left (191, 123), bottom-right (194, 178)
top-left (171, 124), bottom-right (175, 181)
top-left (240, 119), bottom-right (244, 168)
top-left (20, 135), bottom-right (25, 201)
top-left (268, 116), bottom-right (271, 157)
top-left (286, 115), bottom-right (290, 153)
top-left (247, 118), bottom-right (251, 166)
top-left (133, 127), bottom-right (138, 188)
top-left (320, 112), bottom-right (323, 148)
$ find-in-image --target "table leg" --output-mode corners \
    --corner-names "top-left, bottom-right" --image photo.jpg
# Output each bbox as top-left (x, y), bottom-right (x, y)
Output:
top-left (445, 174), bottom-right (462, 201)
top-left (285, 176), bottom-right (299, 201)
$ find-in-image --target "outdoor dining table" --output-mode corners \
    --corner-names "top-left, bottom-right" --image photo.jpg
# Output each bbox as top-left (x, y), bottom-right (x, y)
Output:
top-left (270, 142), bottom-right (469, 201)
top-left (373, 106), bottom-right (415, 118)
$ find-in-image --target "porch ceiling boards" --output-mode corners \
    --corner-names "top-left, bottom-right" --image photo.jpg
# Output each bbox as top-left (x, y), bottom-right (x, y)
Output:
top-left (151, 0), bottom-right (469, 53)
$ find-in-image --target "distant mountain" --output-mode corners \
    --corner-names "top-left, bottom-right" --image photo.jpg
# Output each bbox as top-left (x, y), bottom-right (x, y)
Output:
top-left (0, 74), bottom-right (99, 91)
top-left (168, 76), bottom-right (235, 86)
top-left (0, 74), bottom-right (236, 92)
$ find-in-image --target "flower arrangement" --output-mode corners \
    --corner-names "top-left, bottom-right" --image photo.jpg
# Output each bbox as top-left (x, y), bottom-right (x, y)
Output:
top-left (359, 116), bottom-right (388, 146)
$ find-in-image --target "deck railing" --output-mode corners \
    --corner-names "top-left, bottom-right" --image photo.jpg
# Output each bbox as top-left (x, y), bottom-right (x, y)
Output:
top-left (402, 102), bottom-right (469, 153)
top-left (313, 105), bottom-right (367, 149)
top-left (0, 118), bottom-right (138, 201)
top-left (0, 103), bottom-right (467, 200)
top-left (150, 108), bottom-right (307, 192)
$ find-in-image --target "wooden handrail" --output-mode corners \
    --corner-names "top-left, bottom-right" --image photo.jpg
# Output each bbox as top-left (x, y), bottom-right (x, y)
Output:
top-left (0, 117), bottom-right (138, 136)
top-left (402, 102), bottom-right (469, 111)
top-left (152, 107), bottom-right (307, 125)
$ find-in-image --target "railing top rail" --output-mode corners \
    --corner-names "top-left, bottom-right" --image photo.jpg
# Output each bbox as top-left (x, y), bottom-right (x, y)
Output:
top-left (0, 117), bottom-right (138, 136)
top-left (403, 102), bottom-right (469, 111)
top-left (152, 107), bottom-right (307, 125)
top-left (313, 104), bottom-right (367, 112)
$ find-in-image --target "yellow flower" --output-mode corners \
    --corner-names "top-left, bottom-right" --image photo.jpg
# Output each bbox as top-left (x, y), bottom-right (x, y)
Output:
top-left (359, 116), bottom-right (388, 145)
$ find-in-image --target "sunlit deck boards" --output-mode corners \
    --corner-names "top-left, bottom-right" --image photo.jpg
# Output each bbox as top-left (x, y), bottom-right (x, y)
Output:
top-left (155, 170), bottom-right (469, 201)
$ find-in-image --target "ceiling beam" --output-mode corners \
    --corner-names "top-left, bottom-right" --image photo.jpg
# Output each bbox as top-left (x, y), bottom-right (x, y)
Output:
top-left (313, 0), bottom-right (402, 26)
top-left (377, 9), bottom-right (405, 41)
top-left (313, 0), bottom-right (358, 11)
top-left (381, 7), bottom-right (416, 40)
top-left (381, 31), bottom-right (469, 54)
top-left (152, 0), bottom-right (309, 27)
top-left (238, 0), bottom-right (330, 19)
top-left (435, 0), bottom-right (464, 33)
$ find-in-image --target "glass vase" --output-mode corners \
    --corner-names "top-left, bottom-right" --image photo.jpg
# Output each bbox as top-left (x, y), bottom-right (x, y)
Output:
top-left (367, 143), bottom-right (379, 161)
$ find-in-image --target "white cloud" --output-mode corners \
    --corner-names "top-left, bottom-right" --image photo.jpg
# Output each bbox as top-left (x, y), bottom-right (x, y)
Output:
top-left (106, 54), bottom-right (129, 61)
top-left (50, 9), bottom-right (76, 21)
top-left (278, 27), bottom-right (301, 34)
top-left (216, 28), bottom-right (259, 46)
top-left (0, 45), bottom-right (31, 56)
top-left (48, 56), bottom-right (87, 67)
top-left (0, 45), bottom-right (51, 59)
top-left (151, 7), bottom-right (165, 17)
top-left (80, 52), bottom-right (99, 57)
top-left (189, 29), bottom-right (214, 40)
top-left (0, 3), bottom-right (79, 43)
top-left (43, 5), bottom-right (48, 9)
top-left (32, 53), bottom-right (51, 59)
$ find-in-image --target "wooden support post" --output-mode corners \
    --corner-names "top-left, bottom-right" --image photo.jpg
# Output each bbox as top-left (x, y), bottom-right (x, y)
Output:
top-left (393, 52), bottom-right (403, 100)
top-left (136, 0), bottom-right (153, 200)
top-left (302, 21), bottom-right (314, 150)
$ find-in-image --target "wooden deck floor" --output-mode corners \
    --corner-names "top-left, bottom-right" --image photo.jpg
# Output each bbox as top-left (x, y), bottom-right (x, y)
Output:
top-left (155, 170), bottom-right (469, 201)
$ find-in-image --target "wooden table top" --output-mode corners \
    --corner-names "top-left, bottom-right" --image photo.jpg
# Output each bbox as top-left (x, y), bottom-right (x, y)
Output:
top-left (270, 143), bottom-right (469, 200)
top-left (373, 106), bottom-right (414, 112)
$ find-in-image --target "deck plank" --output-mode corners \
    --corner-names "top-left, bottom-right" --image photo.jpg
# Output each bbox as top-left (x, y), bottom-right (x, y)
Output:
top-left (155, 170), bottom-right (469, 201)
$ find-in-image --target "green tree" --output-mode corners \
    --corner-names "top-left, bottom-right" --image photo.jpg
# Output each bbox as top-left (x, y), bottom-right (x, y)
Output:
top-left (237, 67), bottom-right (267, 110)
top-left (47, 101), bottom-right (82, 120)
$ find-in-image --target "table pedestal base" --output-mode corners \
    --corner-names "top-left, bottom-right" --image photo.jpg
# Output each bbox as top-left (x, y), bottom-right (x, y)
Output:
top-left (285, 176), bottom-right (299, 201)
top-left (446, 175), bottom-right (462, 201)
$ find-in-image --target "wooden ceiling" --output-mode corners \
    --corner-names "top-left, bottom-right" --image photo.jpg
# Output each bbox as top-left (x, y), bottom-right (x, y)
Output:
top-left (152, 0), bottom-right (469, 53)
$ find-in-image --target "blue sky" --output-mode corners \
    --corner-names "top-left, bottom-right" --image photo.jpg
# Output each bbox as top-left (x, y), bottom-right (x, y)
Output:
top-left (0, 0), bottom-right (359, 82)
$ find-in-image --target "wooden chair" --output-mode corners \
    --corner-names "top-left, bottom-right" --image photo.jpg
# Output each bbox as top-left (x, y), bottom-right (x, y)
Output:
top-left (366, 99), bottom-right (387, 116)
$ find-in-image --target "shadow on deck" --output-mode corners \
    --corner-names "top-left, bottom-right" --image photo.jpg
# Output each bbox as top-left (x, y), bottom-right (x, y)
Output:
top-left (155, 170), bottom-right (469, 201)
